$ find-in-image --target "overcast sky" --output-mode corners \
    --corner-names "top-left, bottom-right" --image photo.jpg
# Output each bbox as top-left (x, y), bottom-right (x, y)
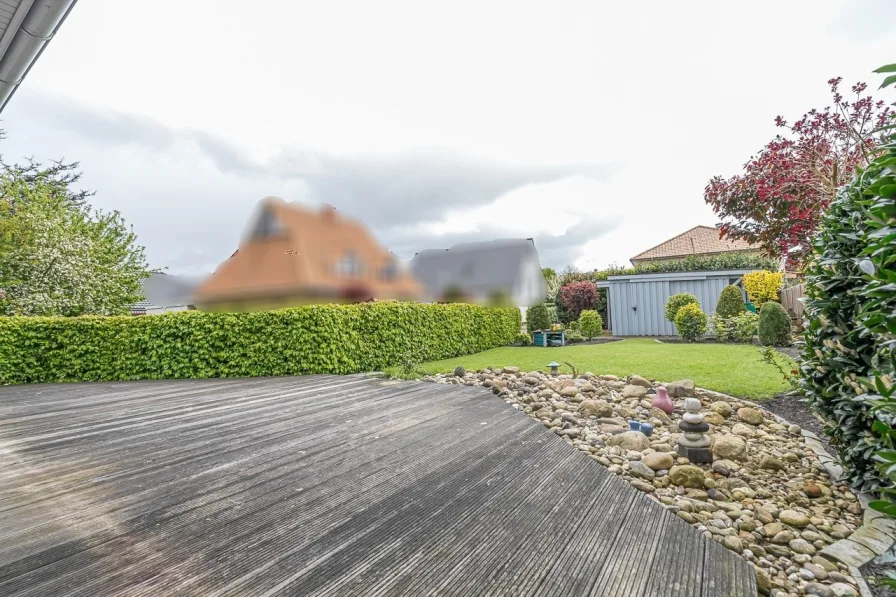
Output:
top-left (2, 0), bottom-right (895, 275)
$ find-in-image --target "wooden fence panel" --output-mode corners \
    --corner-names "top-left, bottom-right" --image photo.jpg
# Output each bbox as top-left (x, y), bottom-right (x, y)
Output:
top-left (780, 283), bottom-right (806, 318)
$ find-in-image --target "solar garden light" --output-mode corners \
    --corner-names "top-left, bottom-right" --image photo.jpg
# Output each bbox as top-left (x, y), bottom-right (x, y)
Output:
top-left (547, 361), bottom-right (561, 375)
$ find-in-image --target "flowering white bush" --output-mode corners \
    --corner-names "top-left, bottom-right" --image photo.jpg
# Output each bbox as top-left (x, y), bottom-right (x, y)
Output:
top-left (0, 167), bottom-right (151, 316)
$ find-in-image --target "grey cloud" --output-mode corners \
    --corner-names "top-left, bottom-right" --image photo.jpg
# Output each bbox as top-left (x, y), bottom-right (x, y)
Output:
top-left (3, 89), bottom-right (618, 272)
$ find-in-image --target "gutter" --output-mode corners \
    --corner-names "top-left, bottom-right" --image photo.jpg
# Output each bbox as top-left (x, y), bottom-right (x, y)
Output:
top-left (0, 0), bottom-right (79, 113)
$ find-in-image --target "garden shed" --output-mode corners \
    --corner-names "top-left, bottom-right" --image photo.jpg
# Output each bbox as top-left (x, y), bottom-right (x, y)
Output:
top-left (596, 270), bottom-right (753, 336)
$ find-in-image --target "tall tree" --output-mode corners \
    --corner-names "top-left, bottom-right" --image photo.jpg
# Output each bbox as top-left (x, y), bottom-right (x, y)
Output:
top-left (704, 77), bottom-right (892, 268)
top-left (0, 162), bottom-right (153, 316)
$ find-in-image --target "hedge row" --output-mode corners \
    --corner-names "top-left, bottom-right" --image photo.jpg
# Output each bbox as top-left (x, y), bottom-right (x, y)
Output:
top-left (801, 129), bottom-right (895, 492)
top-left (0, 303), bottom-right (522, 384)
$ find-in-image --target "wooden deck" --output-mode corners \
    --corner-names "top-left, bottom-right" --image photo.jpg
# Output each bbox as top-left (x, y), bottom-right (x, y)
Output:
top-left (0, 375), bottom-right (756, 596)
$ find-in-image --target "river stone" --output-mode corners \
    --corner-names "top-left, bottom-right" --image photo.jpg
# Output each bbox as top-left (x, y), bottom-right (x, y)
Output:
top-left (829, 583), bottom-right (858, 597)
top-left (803, 563), bottom-right (828, 581)
top-left (759, 455), bottom-right (785, 471)
top-left (629, 479), bottom-right (655, 493)
top-left (712, 459), bottom-right (738, 476)
top-left (721, 535), bottom-right (743, 553)
top-left (771, 530), bottom-right (795, 544)
top-left (710, 401), bottom-right (733, 417)
top-left (621, 384), bottom-right (648, 399)
top-left (732, 423), bottom-right (757, 438)
top-left (703, 412), bottom-right (724, 426)
top-left (755, 569), bottom-right (771, 594)
top-left (804, 582), bottom-right (835, 596)
top-left (642, 452), bottom-right (674, 471)
top-left (789, 538), bottom-right (816, 555)
top-left (580, 399), bottom-right (613, 419)
top-left (627, 374), bottom-right (652, 388)
top-left (666, 379), bottom-right (695, 397)
top-left (763, 522), bottom-right (784, 537)
top-left (669, 465), bottom-right (706, 488)
top-left (736, 407), bottom-right (764, 425)
top-left (606, 431), bottom-right (651, 451)
top-left (779, 510), bottom-right (810, 527)
top-left (712, 436), bottom-right (747, 461)
top-left (628, 460), bottom-right (656, 480)
top-left (560, 386), bottom-right (579, 398)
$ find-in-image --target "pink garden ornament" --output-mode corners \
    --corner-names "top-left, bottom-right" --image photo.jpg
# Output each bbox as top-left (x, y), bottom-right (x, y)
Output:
top-left (652, 386), bottom-right (675, 415)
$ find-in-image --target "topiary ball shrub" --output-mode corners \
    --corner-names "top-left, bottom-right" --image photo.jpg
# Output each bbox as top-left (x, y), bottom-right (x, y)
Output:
top-left (526, 304), bottom-right (551, 332)
top-left (665, 293), bottom-right (699, 324)
top-left (716, 285), bottom-right (746, 319)
top-left (578, 310), bottom-right (603, 340)
top-left (758, 301), bottom-right (791, 346)
top-left (674, 303), bottom-right (707, 342)
top-left (515, 332), bottom-right (532, 346)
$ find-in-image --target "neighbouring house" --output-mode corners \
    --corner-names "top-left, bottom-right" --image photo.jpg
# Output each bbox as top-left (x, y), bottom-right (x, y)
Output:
top-left (629, 225), bottom-right (763, 267)
top-left (130, 273), bottom-right (199, 315)
top-left (194, 197), bottom-right (422, 309)
top-left (410, 238), bottom-right (547, 323)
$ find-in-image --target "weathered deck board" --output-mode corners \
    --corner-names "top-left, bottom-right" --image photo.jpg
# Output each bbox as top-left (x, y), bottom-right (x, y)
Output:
top-left (0, 375), bottom-right (756, 596)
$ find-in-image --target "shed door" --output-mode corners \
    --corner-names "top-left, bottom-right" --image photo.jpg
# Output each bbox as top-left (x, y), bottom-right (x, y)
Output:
top-left (630, 280), bottom-right (672, 336)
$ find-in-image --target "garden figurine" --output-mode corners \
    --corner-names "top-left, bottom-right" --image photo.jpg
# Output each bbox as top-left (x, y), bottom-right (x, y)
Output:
top-left (652, 386), bottom-right (675, 415)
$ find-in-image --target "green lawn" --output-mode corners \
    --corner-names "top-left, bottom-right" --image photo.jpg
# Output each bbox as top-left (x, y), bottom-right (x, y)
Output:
top-left (406, 338), bottom-right (793, 400)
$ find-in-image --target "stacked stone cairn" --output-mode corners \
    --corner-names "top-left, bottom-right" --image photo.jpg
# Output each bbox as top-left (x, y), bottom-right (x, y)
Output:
top-left (677, 396), bottom-right (712, 463)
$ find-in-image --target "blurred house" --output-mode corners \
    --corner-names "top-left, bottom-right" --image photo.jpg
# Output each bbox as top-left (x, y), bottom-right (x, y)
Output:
top-left (130, 273), bottom-right (199, 315)
top-left (194, 197), bottom-right (422, 309)
top-left (629, 225), bottom-right (764, 267)
top-left (410, 239), bottom-right (547, 309)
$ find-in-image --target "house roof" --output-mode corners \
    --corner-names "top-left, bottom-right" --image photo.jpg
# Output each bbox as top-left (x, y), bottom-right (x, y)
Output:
top-left (0, 0), bottom-right (79, 112)
top-left (194, 198), bottom-right (422, 303)
top-left (410, 238), bottom-right (543, 299)
top-left (630, 225), bottom-right (760, 262)
top-left (129, 273), bottom-right (199, 313)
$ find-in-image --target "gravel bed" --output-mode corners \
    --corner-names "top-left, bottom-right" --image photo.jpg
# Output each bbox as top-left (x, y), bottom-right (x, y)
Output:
top-left (426, 367), bottom-right (865, 596)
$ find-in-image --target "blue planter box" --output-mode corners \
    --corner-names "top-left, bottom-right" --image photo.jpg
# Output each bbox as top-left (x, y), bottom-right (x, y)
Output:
top-left (531, 330), bottom-right (565, 347)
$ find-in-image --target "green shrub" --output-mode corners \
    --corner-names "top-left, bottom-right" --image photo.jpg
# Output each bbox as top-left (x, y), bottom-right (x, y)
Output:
top-left (665, 293), bottom-right (699, 324)
top-left (566, 320), bottom-right (579, 332)
top-left (709, 311), bottom-right (758, 343)
top-left (743, 271), bottom-right (784, 306)
top-left (544, 303), bottom-right (559, 325)
top-left (526, 304), bottom-right (551, 331)
top-left (0, 303), bottom-right (521, 384)
top-left (515, 332), bottom-right (532, 346)
top-left (716, 285), bottom-right (746, 319)
top-left (758, 301), bottom-right (792, 346)
top-left (565, 331), bottom-right (585, 344)
top-left (801, 117), bottom-right (895, 492)
top-left (578, 310), bottom-right (603, 339)
top-left (730, 312), bottom-right (759, 343)
top-left (674, 303), bottom-right (707, 342)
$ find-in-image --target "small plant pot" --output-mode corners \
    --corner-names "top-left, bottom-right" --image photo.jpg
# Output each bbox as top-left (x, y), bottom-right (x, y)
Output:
top-left (628, 421), bottom-right (641, 431)
top-left (640, 423), bottom-right (654, 437)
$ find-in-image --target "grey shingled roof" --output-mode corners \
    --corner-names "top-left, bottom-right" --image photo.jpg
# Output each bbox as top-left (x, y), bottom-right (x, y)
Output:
top-left (410, 238), bottom-right (542, 299)
top-left (129, 273), bottom-right (200, 312)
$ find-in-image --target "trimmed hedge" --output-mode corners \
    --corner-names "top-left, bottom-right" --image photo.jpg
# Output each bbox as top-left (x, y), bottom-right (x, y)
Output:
top-left (716, 285), bottom-right (746, 319)
top-left (801, 129), bottom-right (895, 492)
top-left (665, 293), bottom-right (699, 324)
top-left (758, 301), bottom-right (792, 346)
top-left (0, 303), bottom-right (521, 384)
top-left (674, 303), bottom-right (707, 342)
top-left (526, 304), bottom-right (551, 332)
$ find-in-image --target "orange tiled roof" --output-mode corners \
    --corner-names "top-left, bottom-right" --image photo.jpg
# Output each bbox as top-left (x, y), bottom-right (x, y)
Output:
top-left (195, 198), bottom-right (422, 303)
top-left (631, 226), bottom-right (760, 263)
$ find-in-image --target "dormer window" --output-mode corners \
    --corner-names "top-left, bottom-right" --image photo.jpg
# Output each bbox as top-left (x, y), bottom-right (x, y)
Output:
top-left (379, 260), bottom-right (398, 281)
top-left (251, 208), bottom-right (283, 239)
top-left (337, 251), bottom-right (363, 276)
